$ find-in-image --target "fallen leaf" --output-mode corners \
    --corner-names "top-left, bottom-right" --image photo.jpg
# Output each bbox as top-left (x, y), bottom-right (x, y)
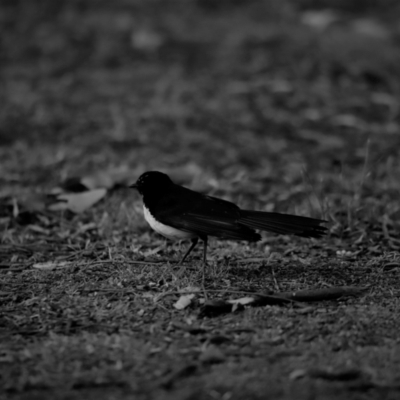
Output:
top-left (289, 369), bottom-right (308, 380)
top-left (131, 28), bottom-right (164, 52)
top-left (351, 19), bottom-right (390, 40)
top-left (301, 10), bottom-right (338, 31)
top-left (76, 223), bottom-right (98, 234)
top-left (174, 294), bottom-right (195, 310)
top-left (143, 245), bottom-right (164, 257)
top-left (332, 114), bottom-right (365, 129)
top-left (268, 79), bottom-right (293, 94)
top-left (32, 261), bottom-right (71, 270)
top-left (227, 296), bottom-right (255, 306)
top-left (48, 188), bottom-right (107, 213)
top-left (27, 225), bottom-right (50, 235)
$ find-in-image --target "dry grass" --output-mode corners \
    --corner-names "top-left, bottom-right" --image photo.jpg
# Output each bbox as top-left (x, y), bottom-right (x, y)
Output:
top-left (2, 1), bottom-right (400, 399)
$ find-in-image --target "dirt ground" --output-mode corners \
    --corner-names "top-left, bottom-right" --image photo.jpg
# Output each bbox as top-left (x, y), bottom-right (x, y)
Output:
top-left (2, 1), bottom-right (400, 399)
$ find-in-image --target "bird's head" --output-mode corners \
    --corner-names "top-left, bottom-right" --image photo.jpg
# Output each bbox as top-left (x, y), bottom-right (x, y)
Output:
top-left (129, 171), bottom-right (174, 196)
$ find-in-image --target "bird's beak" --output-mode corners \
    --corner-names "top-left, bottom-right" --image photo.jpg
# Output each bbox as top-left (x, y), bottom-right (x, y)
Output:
top-left (129, 183), bottom-right (138, 189)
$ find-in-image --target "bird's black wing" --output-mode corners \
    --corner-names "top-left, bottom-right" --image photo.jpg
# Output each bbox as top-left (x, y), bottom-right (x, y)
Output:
top-left (152, 185), bottom-right (260, 241)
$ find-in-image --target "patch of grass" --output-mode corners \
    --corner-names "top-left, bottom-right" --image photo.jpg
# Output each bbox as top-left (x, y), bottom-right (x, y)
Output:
top-left (2, 1), bottom-right (400, 399)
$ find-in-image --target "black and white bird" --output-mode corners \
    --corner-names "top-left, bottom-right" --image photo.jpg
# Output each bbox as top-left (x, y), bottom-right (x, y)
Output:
top-left (130, 171), bottom-right (327, 269)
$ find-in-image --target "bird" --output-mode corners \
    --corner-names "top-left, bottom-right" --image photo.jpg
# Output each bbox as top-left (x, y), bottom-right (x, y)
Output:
top-left (130, 171), bottom-right (327, 272)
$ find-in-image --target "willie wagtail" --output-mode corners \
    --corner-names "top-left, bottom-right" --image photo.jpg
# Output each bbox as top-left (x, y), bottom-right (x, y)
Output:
top-left (130, 171), bottom-right (327, 267)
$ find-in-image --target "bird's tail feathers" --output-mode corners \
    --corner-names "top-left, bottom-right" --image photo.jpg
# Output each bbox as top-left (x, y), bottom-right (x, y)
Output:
top-left (239, 211), bottom-right (327, 238)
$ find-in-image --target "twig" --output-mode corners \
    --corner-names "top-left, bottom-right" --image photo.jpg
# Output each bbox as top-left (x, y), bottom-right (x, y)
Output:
top-left (358, 138), bottom-right (371, 192)
top-left (155, 288), bottom-right (277, 302)
top-left (279, 286), bottom-right (368, 302)
top-left (88, 260), bottom-right (167, 266)
top-left (156, 285), bottom-right (368, 304)
top-left (80, 288), bottom-right (138, 294)
top-left (270, 264), bottom-right (280, 291)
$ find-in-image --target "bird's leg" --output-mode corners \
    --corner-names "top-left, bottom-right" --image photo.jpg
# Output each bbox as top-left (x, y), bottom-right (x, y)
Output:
top-left (201, 236), bottom-right (208, 297)
top-left (178, 237), bottom-right (199, 265)
top-left (174, 238), bottom-right (199, 278)
top-left (202, 236), bottom-right (208, 266)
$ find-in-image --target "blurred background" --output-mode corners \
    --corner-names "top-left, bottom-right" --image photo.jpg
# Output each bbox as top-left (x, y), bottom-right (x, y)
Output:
top-left (2, 0), bottom-right (400, 242)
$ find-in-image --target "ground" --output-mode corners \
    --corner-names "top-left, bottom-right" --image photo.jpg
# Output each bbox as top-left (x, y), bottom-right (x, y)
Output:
top-left (2, 1), bottom-right (400, 399)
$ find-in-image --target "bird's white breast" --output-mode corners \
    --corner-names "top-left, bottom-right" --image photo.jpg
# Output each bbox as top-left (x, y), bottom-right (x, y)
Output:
top-left (143, 205), bottom-right (197, 240)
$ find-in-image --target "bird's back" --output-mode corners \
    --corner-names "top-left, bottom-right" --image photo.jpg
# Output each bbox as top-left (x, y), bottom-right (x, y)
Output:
top-left (148, 185), bottom-right (261, 241)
